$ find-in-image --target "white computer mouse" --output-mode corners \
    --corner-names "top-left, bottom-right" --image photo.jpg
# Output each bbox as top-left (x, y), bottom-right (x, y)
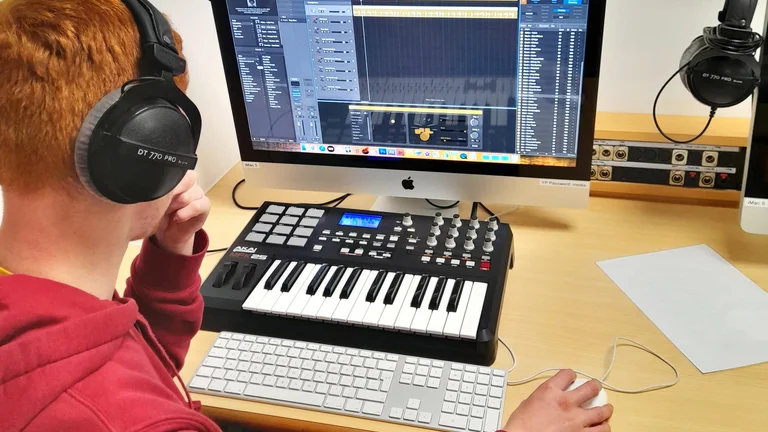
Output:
top-left (566, 378), bottom-right (609, 409)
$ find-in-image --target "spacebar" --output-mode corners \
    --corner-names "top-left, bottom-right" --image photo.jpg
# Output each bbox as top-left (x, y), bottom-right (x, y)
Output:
top-left (244, 384), bottom-right (325, 407)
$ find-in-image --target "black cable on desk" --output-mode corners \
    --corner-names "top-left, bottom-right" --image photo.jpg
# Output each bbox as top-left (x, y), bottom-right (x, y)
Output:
top-left (477, 202), bottom-right (495, 217)
top-left (232, 179), bottom-right (260, 210)
top-left (232, 179), bottom-right (352, 210)
top-left (425, 199), bottom-right (460, 210)
top-left (206, 248), bottom-right (228, 255)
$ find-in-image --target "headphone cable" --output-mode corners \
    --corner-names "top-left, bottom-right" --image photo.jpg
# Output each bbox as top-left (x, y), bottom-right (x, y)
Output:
top-left (653, 62), bottom-right (718, 144)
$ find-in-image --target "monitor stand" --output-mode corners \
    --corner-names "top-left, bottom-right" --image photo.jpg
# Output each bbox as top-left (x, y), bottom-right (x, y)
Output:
top-left (370, 196), bottom-right (459, 217)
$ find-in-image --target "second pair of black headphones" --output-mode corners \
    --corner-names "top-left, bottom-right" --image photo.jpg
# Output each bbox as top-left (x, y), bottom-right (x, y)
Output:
top-left (74, 0), bottom-right (201, 204)
top-left (655, 0), bottom-right (764, 143)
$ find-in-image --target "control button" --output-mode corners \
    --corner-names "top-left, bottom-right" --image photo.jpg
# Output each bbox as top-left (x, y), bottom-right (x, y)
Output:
top-left (332, 238), bottom-right (341, 243)
top-left (451, 259), bottom-right (461, 266)
top-left (340, 248), bottom-right (351, 254)
top-left (387, 243), bottom-right (396, 249)
top-left (300, 218), bottom-right (320, 227)
top-left (436, 258), bottom-right (446, 264)
top-left (245, 232), bottom-right (265, 243)
top-left (253, 223), bottom-right (272, 233)
top-left (260, 214), bottom-right (279, 224)
top-left (266, 205), bottom-right (286, 214)
top-left (359, 240), bottom-right (368, 245)
top-left (434, 212), bottom-right (444, 226)
top-left (389, 235), bottom-right (399, 242)
top-left (482, 255), bottom-right (491, 261)
top-left (354, 248), bottom-right (364, 255)
top-left (322, 230), bottom-right (331, 235)
top-left (408, 238), bottom-right (418, 244)
top-left (286, 207), bottom-right (305, 216)
top-left (402, 213), bottom-right (413, 227)
top-left (394, 226), bottom-right (403, 233)
top-left (266, 235), bottom-right (287, 245)
top-left (406, 245), bottom-right (415, 251)
top-left (287, 237), bottom-right (307, 247)
top-left (335, 231), bottom-right (344, 236)
top-left (421, 256), bottom-right (431, 263)
top-left (407, 228), bottom-right (416, 233)
top-left (376, 234), bottom-right (386, 240)
top-left (383, 253), bottom-right (392, 258)
top-left (294, 227), bottom-right (313, 237)
top-left (313, 245), bottom-right (323, 252)
top-left (373, 241), bottom-right (383, 247)
top-left (306, 208), bottom-right (325, 218)
top-left (349, 232), bottom-right (358, 237)
top-left (480, 262), bottom-right (491, 271)
top-left (346, 239), bottom-right (354, 244)
top-left (362, 234), bottom-right (371, 239)
top-left (279, 216), bottom-right (300, 225)
top-left (272, 225), bottom-right (292, 236)
top-left (319, 236), bottom-right (328, 241)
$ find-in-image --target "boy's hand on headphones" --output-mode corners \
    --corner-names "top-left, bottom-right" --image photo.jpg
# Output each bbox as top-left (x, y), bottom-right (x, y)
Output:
top-left (154, 171), bottom-right (211, 256)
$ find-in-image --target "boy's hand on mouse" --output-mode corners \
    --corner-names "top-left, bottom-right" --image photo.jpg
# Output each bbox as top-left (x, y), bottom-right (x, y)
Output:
top-left (154, 171), bottom-right (211, 256)
top-left (502, 369), bottom-right (614, 432)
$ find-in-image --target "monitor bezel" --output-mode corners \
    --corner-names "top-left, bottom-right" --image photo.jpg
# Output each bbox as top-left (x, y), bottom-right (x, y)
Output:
top-left (209, 0), bottom-right (607, 182)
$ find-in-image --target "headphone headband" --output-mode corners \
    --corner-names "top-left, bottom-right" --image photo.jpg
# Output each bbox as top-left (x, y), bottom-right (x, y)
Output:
top-left (122, 0), bottom-right (186, 77)
top-left (719, 0), bottom-right (759, 30)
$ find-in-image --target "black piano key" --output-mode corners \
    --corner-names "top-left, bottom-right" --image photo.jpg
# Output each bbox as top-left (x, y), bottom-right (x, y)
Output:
top-left (264, 261), bottom-right (290, 290)
top-left (280, 262), bottom-right (306, 292)
top-left (306, 264), bottom-right (331, 295)
top-left (339, 268), bottom-right (362, 299)
top-left (323, 265), bottom-right (347, 297)
top-left (365, 270), bottom-right (387, 302)
top-left (410, 275), bottom-right (430, 308)
top-left (232, 264), bottom-right (258, 291)
top-left (213, 261), bottom-right (239, 288)
top-left (429, 276), bottom-right (448, 310)
top-left (383, 272), bottom-right (405, 305)
top-left (447, 279), bottom-right (465, 312)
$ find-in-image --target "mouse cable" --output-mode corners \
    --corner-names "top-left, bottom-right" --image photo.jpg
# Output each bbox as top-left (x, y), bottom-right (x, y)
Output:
top-left (653, 62), bottom-right (718, 144)
top-left (206, 248), bottom-right (228, 255)
top-left (232, 179), bottom-right (351, 210)
top-left (425, 199), bottom-right (461, 210)
top-left (498, 336), bottom-right (680, 394)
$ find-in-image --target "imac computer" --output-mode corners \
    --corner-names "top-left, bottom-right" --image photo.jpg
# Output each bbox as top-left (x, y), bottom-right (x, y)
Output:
top-left (209, 0), bottom-right (606, 210)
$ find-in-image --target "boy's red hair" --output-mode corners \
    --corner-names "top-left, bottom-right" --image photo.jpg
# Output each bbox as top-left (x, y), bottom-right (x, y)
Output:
top-left (0, 0), bottom-right (188, 193)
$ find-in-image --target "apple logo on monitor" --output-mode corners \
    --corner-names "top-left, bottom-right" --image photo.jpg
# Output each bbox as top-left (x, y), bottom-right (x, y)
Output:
top-left (402, 177), bottom-right (415, 190)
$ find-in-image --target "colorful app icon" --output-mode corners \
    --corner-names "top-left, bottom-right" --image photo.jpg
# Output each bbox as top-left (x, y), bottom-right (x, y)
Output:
top-left (501, 155), bottom-right (510, 162)
top-left (327, 146), bottom-right (336, 153)
top-left (362, 147), bottom-right (370, 155)
top-left (460, 153), bottom-right (468, 160)
top-left (444, 152), bottom-right (450, 158)
top-left (310, 145), bottom-right (316, 151)
top-left (425, 151), bottom-right (430, 157)
top-left (491, 155), bottom-right (500, 161)
top-left (434, 152), bottom-right (440, 158)
top-left (396, 149), bottom-right (405, 156)
top-left (345, 146), bottom-right (352, 153)
top-left (388, 149), bottom-right (397, 155)
top-left (301, 144), bottom-right (307, 151)
top-left (482, 154), bottom-right (491, 161)
top-left (415, 151), bottom-right (423, 156)
top-left (319, 146), bottom-right (326, 152)
top-left (379, 148), bottom-right (387, 155)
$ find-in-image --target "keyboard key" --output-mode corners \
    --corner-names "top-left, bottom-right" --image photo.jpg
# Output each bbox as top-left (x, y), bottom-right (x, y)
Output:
top-left (477, 374), bottom-right (490, 385)
top-left (459, 394), bottom-right (472, 405)
top-left (463, 372), bottom-right (476, 383)
top-left (250, 374), bottom-right (264, 385)
top-left (403, 364), bottom-right (416, 374)
top-left (456, 404), bottom-right (470, 416)
top-left (212, 369), bottom-right (226, 379)
top-left (418, 412), bottom-right (432, 424)
top-left (416, 366), bottom-right (429, 376)
top-left (353, 377), bottom-right (366, 388)
top-left (203, 357), bottom-right (225, 368)
top-left (197, 367), bottom-right (214, 377)
top-left (492, 376), bottom-right (506, 387)
top-left (428, 378), bottom-right (441, 388)
top-left (208, 379), bottom-right (226, 392)
top-left (324, 396), bottom-right (345, 410)
top-left (430, 368), bottom-right (443, 378)
top-left (316, 383), bottom-right (330, 394)
top-left (490, 387), bottom-right (503, 398)
top-left (243, 384), bottom-right (325, 407)
top-left (449, 370), bottom-right (462, 380)
top-left (461, 383), bottom-right (474, 393)
top-left (476, 385), bottom-right (489, 396)
top-left (473, 395), bottom-right (487, 407)
top-left (445, 391), bottom-right (458, 402)
top-left (345, 399), bottom-right (363, 412)
top-left (389, 407), bottom-right (403, 419)
top-left (367, 369), bottom-right (380, 380)
top-left (493, 369), bottom-right (506, 377)
top-left (189, 376), bottom-right (210, 390)
top-left (447, 381), bottom-right (460, 391)
top-left (377, 360), bottom-right (397, 371)
top-left (471, 406), bottom-right (485, 418)
top-left (237, 372), bottom-right (251, 382)
top-left (224, 381), bottom-right (246, 395)
top-left (263, 376), bottom-right (277, 387)
top-left (488, 398), bottom-right (502, 409)
top-left (366, 380), bottom-right (380, 391)
top-left (400, 374), bottom-right (413, 385)
top-left (357, 389), bottom-right (387, 403)
top-left (404, 409), bottom-right (418, 421)
top-left (442, 402), bottom-right (456, 413)
top-left (484, 409), bottom-right (500, 432)
top-left (469, 417), bottom-right (483, 432)
top-left (407, 398), bottom-right (421, 409)
top-left (413, 376), bottom-right (427, 386)
top-left (276, 378), bottom-right (290, 388)
top-left (439, 413), bottom-right (468, 429)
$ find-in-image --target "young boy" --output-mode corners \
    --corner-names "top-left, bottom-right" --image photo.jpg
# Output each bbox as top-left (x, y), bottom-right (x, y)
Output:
top-left (0, 1), bottom-right (612, 431)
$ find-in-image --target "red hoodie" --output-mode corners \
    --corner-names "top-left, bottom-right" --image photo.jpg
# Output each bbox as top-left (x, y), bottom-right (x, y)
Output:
top-left (0, 232), bottom-right (221, 432)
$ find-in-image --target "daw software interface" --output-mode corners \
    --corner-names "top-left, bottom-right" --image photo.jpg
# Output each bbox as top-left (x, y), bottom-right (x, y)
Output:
top-left (225, 0), bottom-right (591, 166)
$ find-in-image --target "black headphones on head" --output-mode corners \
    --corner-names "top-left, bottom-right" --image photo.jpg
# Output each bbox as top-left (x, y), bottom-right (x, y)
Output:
top-left (74, 0), bottom-right (201, 204)
top-left (655, 0), bottom-right (764, 143)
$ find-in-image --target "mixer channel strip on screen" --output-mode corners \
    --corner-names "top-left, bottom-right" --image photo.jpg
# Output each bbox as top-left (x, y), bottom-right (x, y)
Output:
top-left (200, 203), bottom-right (514, 366)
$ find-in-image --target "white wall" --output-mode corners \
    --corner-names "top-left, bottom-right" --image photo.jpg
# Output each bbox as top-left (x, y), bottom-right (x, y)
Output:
top-left (153, 0), bottom-right (241, 191)
top-left (597, 0), bottom-right (766, 118)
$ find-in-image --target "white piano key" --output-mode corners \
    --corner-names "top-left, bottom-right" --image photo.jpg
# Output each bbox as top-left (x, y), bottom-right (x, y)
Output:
top-left (332, 270), bottom-right (371, 322)
top-left (443, 281), bottom-right (474, 338)
top-left (242, 260), bottom-right (282, 311)
top-left (361, 272), bottom-right (395, 327)
top-left (427, 279), bottom-right (455, 335)
top-left (286, 265), bottom-right (322, 317)
top-left (410, 277), bottom-right (438, 333)
top-left (394, 275), bottom-right (425, 331)
top-left (255, 262), bottom-right (297, 312)
top-left (272, 264), bottom-right (317, 315)
top-left (346, 271), bottom-right (379, 324)
top-left (316, 268), bottom-right (354, 320)
top-left (460, 282), bottom-right (487, 340)
top-left (379, 274), bottom-right (414, 329)
top-left (301, 266), bottom-right (339, 318)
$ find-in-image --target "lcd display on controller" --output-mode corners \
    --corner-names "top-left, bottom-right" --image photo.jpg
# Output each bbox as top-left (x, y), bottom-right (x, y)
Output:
top-left (339, 212), bottom-right (382, 228)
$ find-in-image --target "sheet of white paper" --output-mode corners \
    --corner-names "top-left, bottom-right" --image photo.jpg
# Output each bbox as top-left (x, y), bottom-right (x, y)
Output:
top-left (597, 244), bottom-right (768, 373)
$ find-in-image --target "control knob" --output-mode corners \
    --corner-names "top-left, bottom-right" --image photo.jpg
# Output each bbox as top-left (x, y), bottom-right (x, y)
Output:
top-left (426, 232), bottom-right (438, 248)
top-left (489, 216), bottom-right (499, 231)
top-left (445, 234), bottom-right (456, 249)
top-left (464, 236), bottom-right (475, 251)
top-left (467, 226), bottom-right (478, 240)
top-left (486, 227), bottom-right (496, 242)
top-left (469, 216), bottom-right (480, 229)
top-left (430, 222), bottom-right (441, 236)
top-left (470, 118), bottom-right (480, 127)
top-left (448, 224), bottom-right (459, 238)
top-left (434, 212), bottom-right (445, 226)
top-left (470, 132), bottom-right (480, 140)
top-left (482, 236), bottom-right (494, 253)
top-left (451, 214), bottom-right (462, 228)
top-left (402, 213), bottom-right (413, 227)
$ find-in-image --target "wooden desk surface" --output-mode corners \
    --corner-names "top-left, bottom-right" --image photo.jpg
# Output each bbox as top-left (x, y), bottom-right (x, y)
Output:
top-left (119, 166), bottom-right (768, 432)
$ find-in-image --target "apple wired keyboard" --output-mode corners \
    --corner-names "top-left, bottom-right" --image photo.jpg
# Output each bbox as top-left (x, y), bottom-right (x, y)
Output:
top-left (189, 332), bottom-right (507, 431)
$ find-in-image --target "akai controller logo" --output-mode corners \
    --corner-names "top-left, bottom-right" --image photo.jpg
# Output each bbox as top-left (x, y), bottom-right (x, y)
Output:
top-left (233, 246), bottom-right (258, 254)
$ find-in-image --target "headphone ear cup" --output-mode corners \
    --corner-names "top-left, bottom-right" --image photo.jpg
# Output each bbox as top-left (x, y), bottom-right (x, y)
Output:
top-left (74, 89), bottom-right (122, 201)
top-left (679, 36), bottom-right (709, 93)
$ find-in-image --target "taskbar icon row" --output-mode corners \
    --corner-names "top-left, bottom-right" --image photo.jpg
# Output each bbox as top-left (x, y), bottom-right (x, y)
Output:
top-left (298, 144), bottom-right (520, 164)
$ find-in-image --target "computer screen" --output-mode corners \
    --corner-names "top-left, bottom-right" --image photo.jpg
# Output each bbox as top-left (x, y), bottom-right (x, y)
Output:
top-left (220, 0), bottom-right (592, 168)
